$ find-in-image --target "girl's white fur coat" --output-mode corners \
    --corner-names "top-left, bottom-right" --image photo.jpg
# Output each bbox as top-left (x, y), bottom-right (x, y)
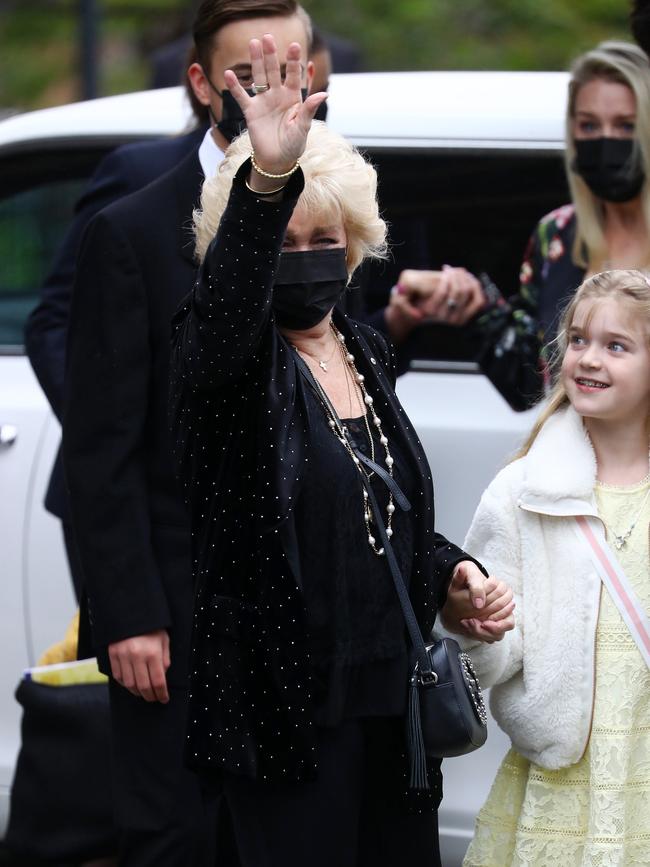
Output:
top-left (440, 405), bottom-right (610, 770)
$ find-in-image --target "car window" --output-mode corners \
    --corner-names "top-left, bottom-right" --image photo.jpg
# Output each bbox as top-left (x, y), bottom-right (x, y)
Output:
top-left (358, 148), bottom-right (569, 365)
top-left (0, 146), bottom-right (112, 353)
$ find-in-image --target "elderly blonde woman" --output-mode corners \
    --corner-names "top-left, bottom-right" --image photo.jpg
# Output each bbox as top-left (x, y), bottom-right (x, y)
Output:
top-left (475, 40), bottom-right (650, 409)
top-left (170, 35), bottom-right (514, 867)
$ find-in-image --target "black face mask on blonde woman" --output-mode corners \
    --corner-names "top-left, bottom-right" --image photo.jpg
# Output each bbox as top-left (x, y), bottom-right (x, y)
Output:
top-left (272, 248), bottom-right (348, 330)
top-left (573, 138), bottom-right (645, 203)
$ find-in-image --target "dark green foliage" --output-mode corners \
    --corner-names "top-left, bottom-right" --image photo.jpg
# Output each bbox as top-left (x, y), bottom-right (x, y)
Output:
top-left (0, 0), bottom-right (632, 109)
top-left (306, 0), bottom-right (629, 71)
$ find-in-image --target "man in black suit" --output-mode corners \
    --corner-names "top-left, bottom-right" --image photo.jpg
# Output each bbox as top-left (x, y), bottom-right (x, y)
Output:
top-left (24, 123), bottom-right (207, 602)
top-left (60, 1), bottom-right (315, 864)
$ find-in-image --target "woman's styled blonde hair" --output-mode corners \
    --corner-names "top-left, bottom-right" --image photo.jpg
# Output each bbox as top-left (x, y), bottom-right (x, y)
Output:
top-left (565, 40), bottom-right (650, 269)
top-left (193, 121), bottom-right (388, 276)
top-left (518, 268), bottom-right (650, 457)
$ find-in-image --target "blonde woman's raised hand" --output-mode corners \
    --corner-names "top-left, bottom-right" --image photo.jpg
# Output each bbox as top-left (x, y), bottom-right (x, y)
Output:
top-left (224, 35), bottom-right (327, 183)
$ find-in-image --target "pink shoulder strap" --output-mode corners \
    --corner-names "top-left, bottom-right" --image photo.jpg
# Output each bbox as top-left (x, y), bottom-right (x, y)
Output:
top-left (574, 515), bottom-right (650, 670)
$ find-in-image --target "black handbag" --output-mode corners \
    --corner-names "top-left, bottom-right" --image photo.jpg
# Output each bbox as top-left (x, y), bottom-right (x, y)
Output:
top-left (295, 352), bottom-right (488, 790)
top-left (413, 638), bottom-right (487, 760)
top-left (4, 679), bottom-right (117, 861)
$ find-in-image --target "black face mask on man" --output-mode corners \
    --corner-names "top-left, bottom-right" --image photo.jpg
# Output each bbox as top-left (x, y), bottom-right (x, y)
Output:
top-left (203, 71), bottom-right (309, 143)
top-left (209, 88), bottom-right (249, 142)
top-left (572, 138), bottom-right (645, 203)
top-left (273, 248), bottom-right (348, 330)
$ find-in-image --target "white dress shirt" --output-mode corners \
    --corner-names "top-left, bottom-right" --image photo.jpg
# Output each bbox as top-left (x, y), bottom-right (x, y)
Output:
top-left (198, 127), bottom-right (225, 179)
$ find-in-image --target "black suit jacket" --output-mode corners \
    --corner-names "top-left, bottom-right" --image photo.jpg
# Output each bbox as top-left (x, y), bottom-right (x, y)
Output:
top-left (63, 148), bottom-right (205, 683)
top-left (25, 127), bottom-right (206, 523)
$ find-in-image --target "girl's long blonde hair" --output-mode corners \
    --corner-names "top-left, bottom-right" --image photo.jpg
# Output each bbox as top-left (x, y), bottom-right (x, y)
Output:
top-left (566, 41), bottom-right (650, 269)
top-left (517, 269), bottom-right (650, 457)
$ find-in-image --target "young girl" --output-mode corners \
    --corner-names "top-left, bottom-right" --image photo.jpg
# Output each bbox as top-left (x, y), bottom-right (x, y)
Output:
top-left (460, 269), bottom-right (650, 866)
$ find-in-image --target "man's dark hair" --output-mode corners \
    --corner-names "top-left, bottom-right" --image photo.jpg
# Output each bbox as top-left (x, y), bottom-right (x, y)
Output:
top-left (193, 0), bottom-right (312, 73)
top-left (631, 0), bottom-right (650, 56)
top-left (310, 25), bottom-right (327, 57)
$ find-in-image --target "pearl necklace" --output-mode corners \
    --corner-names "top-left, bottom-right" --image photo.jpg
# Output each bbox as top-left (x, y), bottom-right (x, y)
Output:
top-left (297, 323), bottom-right (395, 556)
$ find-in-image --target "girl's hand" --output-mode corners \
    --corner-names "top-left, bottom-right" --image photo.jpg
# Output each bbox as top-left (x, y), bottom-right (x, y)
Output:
top-left (225, 35), bottom-right (327, 180)
top-left (460, 613), bottom-right (515, 643)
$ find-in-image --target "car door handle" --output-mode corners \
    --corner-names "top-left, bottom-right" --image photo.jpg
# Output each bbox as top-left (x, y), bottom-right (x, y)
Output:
top-left (0, 424), bottom-right (18, 446)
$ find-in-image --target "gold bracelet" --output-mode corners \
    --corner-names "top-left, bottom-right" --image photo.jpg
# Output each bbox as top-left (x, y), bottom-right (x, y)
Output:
top-left (244, 179), bottom-right (287, 196)
top-left (250, 151), bottom-right (300, 179)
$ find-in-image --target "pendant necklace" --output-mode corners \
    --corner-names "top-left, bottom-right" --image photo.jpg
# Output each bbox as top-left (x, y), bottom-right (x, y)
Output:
top-left (294, 334), bottom-right (339, 373)
top-left (317, 344), bottom-right (337, 372)
top-left (607, 480), bottom-right (650, 550)
top-left (591, 434), bottom-right (650, 550)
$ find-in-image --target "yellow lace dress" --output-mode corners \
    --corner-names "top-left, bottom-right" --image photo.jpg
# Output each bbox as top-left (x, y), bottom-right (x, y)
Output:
top-left (463, 479), bottom-right (650, 867)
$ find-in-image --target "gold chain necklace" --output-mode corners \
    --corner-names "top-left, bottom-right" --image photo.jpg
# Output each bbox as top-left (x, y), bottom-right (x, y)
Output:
top-left (336, 336), bottom-right (375, 461)
top-left (295, 323), bottom-right (395, 556)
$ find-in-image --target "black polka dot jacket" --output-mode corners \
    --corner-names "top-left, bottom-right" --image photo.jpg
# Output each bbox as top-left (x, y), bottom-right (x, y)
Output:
top-left (169, 159), bottom-right (480, 783)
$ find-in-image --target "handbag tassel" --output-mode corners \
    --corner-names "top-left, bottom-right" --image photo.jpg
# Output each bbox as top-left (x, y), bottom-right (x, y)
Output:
top-left (407, 675), bottom-right (429, 790)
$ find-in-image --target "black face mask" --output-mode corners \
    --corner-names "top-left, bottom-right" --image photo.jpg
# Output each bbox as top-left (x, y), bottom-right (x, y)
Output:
top-left (204, 72), bottom-right (309, 143)
top-left (273, 248), bottom-right (348, 330)
top-left (313, 99), bottom-right (328, 122)
top-left (572, 138), bottom-right (645, 203)
top-left (211, 88), bottom-right (249, 142)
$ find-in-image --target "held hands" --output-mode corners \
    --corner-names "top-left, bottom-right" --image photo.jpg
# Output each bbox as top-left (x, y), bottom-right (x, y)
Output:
top-left (225, 35), bottom-right (327, 187)
top-left (385, 267), bottom-right (486, 343)
top-left (108, 629), bottom-right (171, 703)
top-left (440, 560), bottom-right (515, 644)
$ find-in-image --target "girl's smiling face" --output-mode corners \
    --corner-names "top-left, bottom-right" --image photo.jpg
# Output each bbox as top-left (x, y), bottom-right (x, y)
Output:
top-left (562, 296), bottom-right (650, 428)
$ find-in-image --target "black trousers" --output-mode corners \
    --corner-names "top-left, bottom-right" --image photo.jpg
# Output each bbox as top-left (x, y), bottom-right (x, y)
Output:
top-left (222, 717), bottom-right (441, 867)
top-left (109, 680), bottom-right (220, 867)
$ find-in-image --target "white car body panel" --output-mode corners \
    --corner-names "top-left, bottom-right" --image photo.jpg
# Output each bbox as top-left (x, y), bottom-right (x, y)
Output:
top-left (0, 71), bottom-right (564, 859)
top-left (0, 359), bottom-right (76, 831)
top-left (398, 370), bottom-right (536, 543)
top-left (0, 87), bottom-right (193, 151)
top-left (0, 71), bottom-right (568, 151)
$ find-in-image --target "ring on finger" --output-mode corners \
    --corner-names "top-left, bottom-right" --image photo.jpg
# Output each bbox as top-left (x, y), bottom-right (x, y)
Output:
top-left (446, 297), bottom-right (458, 310)
top-left (252, 82), bottom-right (270, 94)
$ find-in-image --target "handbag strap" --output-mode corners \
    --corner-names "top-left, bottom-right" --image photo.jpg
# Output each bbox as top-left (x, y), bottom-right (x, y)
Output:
top-left (574, 515), bottom-right (650, 670)
top-left (353, 448), bottom-right (411, 512)
top-left (293, 350), bottom-right (434, 679)
top-left (361, 475), bottom-right (435, 679)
